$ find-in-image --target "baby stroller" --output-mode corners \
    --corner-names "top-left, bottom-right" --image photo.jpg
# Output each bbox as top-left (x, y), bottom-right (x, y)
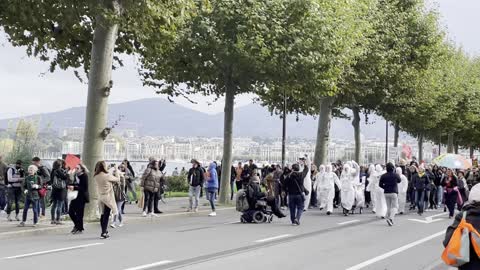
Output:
top-left (236, 188), bottom-right (274, 224)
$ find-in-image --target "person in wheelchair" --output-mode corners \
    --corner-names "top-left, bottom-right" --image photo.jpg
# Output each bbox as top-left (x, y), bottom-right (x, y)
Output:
top-left (241, 170), bottom-right (285, 223)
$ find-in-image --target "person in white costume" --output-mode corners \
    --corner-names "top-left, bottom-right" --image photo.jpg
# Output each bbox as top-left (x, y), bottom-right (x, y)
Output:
top-left (316, 164), bottom-right (340, 215)
top-left (351, 161), bottom-right (365, 213)
top-left (366, 164), bottom-right (376, 210)
top-left (396, 167), bottom-right (409, 215)
top-left (340, 163), bottom-right (356, 216)
top-left (299, 156), bottom-right (312, 211)
top-left (371, 164), bottom-right (387, 218)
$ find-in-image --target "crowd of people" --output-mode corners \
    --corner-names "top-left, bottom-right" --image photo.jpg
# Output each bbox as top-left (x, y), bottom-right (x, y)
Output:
top-left (1, 153), bottom-right (480, 239)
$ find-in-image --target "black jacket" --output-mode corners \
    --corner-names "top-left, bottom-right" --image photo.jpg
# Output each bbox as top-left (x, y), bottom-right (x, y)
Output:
top-left (444, 203), bottom-right (480, 270)
top-left (379, 172), bottom-right (401, 194)
top-left (187, 167), bottom-right (204, 187)
top-left (285, 166), bottom-right (308, 195)
top-left (71, 173), bottom-right (89, 203)
top-left (412, 172), bottom-right (430, 190)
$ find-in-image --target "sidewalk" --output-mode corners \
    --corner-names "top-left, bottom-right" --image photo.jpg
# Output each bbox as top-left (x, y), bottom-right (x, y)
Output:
top-left (0, 197), bottom-right (233, 239)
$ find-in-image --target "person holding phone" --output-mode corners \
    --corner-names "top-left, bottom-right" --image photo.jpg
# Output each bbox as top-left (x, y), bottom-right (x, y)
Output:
top-left (94, 161), bottom-right (120, 239)
top-left (68, 163), bottom-right (89, 234)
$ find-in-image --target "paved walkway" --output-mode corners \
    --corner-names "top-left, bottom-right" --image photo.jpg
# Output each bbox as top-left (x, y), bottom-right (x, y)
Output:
top-left (0, 196), bottom-right (228, 238)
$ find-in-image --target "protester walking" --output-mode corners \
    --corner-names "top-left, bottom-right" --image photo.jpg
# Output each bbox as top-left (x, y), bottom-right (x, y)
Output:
top-left (19, 165), bottom-right (41, 227)
top-left (187, 159), bottom-right (204, 213)
top-left (6, 160), bottom-right (25, 221)
top-left (285, 161), bottom-right (309, 225)
top-left (94, 161), bottom-right (120, 239)
top-left (443, 169), bottom-right (459, 218)
top-left (205, 162), bottom-right (219, 217)
top-left (68, 163), bottom-right (89, 234)
top-left (412, 166), bottom-right (429, 216)
top-left (379, 163), bottom-right (401, 226)
top-left (50, 159), bottom-right (68, 225)
top-left (396, 167), bottom-right (409, 214)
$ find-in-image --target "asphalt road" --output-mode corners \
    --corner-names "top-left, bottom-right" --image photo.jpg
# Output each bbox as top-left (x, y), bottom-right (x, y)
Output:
top-left (0, 205), bottom-right (456, 270)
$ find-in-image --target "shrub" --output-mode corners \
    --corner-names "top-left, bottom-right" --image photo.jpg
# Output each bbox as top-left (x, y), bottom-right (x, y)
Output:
top-left (164, 175), bottom-right (189, 192)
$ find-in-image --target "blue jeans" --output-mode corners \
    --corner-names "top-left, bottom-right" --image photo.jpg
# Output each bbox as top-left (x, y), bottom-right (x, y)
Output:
top-left (0, 188), bottom-right (6, 211)
top-left (436, 186), bottom-right (444, 206)
top-left (415, 190), bottom-right (425, 214)
top-left (22, 197), bottom-right (39, 224)
top-left (206, 188), bottom-right (217, 211)
top-left (288, 194), bottom-right (305, 224)
top-left (51, 200), bottom-right (64, 221)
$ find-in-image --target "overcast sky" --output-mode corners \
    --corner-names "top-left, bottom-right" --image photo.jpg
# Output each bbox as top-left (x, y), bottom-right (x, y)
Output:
top-left (0, 0), bottom-right (478, 120)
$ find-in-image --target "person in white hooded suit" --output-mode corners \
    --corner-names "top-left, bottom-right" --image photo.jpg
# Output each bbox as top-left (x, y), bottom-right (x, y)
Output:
top-left (340, 162), bottom-right (356, 216)
top-left (316, 164), bottom-right (340, 215)
top-left (396, 167), bottom-right (409, 214)
top-left (299, 156), bottom-right (312, 211)
top-left (352, 161), bottom-right (365, 213)
top-left (367, 165), bottom-right (387, 218)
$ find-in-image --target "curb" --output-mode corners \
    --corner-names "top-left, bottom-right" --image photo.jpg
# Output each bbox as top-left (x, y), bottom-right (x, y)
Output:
top-left (0, 207), bottom-right (235, 240)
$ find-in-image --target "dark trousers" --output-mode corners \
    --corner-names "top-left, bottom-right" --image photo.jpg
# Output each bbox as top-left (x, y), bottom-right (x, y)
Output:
top-left (6, 187), bottom-right (22, 215)
top-left (288, 194), bottom-right (304, 224)
top-left (334, 187), bottom-right (341, 206)
top-left (69, 199), bottom-right (86, 231)
top-left (0, 188), bottom-right (6, 211)
top-left (22, 197), bottom-right (39, 224)
top-left (415, 189), bottom-right (425, 214)
top-left (51, 200), bottom-right (64, 221)
top-left (207, 189), bottom-right (216, 211)
top-left (445, 191), bottom-right (458, 218)
top-left (154, 192), bottom-right (161, 212)
top-left (100, 206), bottom-right (111, 234)
top-left (230, 181), bottom-right (236, 200)
top-left (38, 196), bottom-right (46, 216)
top-left (143, 191), bottom-right (154, 213)
top-left (310, 189), bottom-right (318, 208)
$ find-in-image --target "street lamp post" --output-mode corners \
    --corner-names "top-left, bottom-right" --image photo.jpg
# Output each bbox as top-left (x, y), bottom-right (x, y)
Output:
top-left (385, 120), bottom-right (389, 164)
top-left (282, 91), bottom-right (287, 168)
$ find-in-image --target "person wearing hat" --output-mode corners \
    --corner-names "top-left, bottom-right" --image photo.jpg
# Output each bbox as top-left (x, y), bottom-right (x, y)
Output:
top-left (444, 183), bottom-right (480, 269)
top-left (6, 160), bottom-right (25, 221)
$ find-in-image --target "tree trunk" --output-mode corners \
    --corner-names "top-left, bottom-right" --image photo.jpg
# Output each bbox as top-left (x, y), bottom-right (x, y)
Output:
top-left (218, 80), bottom-right (235, 205)
top-left (281, 90), bottom-right (287, 167)
top-left (314, 97), bottom-right (334, 167)
top-left (394, 122), bottom-right (400, 148)
top-left (352, 107), bottom-right (361, 164)
top-left (470, 146), bottom-right (475, 158)
top-left (447, 132), bottom-right (454, 153)
top-left (454, 143), bottom-right (459, 154)
top-left (418, 134), bottom-right (424, 162)
top-left (82, 1), bottom-right (120, 221)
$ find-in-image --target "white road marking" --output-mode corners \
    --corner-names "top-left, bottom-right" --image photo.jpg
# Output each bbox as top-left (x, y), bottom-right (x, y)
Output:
top-left (409, 212), bottom-right (448, 224)
top-left (123, 261), bottom-right (173, 270)
top-left (345, 231), bottom-right (445, 270)
top-left (254, 234), bottom-right (292, 243)
top-left (3, 243), bottom-right (104, 259)
top-left (223, 221), bottom-right (241, 224)
top-left (338, 220), bottom-right (360, 225)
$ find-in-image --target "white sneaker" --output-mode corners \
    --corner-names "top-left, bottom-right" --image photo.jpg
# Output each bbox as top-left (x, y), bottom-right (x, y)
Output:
top-left (150, 213), bottom-right (159, 218)
top-left (194, 208), bottom-right (199, 213)
top-left (110, 223), bottom-right (116, 229)
top-left (142, 211), bottom-right (147, 217)
top-left (118, 223), bottom-right (124, 228)
top-left (208, 212), bottom-right (216, 217)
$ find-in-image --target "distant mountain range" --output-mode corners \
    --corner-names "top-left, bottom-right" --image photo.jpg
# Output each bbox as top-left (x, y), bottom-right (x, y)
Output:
top-left (0, 98), bottom-right (397, 140)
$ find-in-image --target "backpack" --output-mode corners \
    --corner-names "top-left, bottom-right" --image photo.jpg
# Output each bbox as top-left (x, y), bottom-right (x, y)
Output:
top-left (442, 211), bottom-right (480, 266)
top-left (236, 189), bottom-right (250, 212)
top-left (52, 174), bottom-right (66, 190)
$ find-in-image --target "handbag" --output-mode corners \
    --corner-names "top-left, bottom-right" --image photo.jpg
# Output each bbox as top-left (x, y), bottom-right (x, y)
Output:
top-left (67, 190), bottom-right (78, 201)
top-left (38, 185), bottom-right (48, 198)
